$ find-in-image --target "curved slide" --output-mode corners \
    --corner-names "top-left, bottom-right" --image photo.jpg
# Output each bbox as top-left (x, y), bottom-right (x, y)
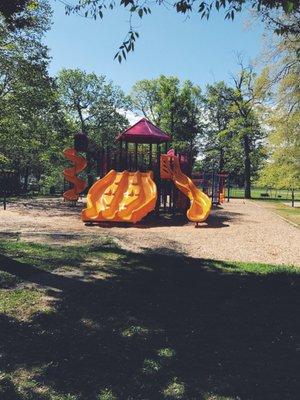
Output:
top-left (63, 148), bottom-right (87, 201)
top-left (161, 155), bottom-right (212, 222)
top-left (81, 170), bottom-right (157, 223)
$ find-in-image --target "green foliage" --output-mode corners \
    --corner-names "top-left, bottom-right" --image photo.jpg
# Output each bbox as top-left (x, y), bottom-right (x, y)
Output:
top-left (0, 0), bottom-right (39, 30)
top-left (0, 1), bottom-right (72, 194)
top-left (0, 271), bottom-right (20, 288)
top-left (201, 81), bottom-right (236, 172)
top-left (57, 68), bottom-right (129, 148)
top-left (256, 33), bottom-right (300, 190)
top-left (0, 4), bottom-right (130, 195)
top-left (201, 77), bottom-right (266, 190)
top-left (57, 68), bottom-right (129, 185)
top-left (131, 75), bottom-right (204, 156)
top-left (163, 378), bottom-right (185, 399)
top-left (98, 388), bottom-right (117, 400)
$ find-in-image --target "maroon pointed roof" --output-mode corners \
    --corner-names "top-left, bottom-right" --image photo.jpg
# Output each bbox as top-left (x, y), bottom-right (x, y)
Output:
top-left (117, 118), bottom-right (171, 144)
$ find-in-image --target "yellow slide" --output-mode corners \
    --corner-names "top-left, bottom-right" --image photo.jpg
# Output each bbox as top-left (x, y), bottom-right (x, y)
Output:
top-left (81, 170), bottom-right (157, 223)
top-left (161, 155), bottom-right (212, 222)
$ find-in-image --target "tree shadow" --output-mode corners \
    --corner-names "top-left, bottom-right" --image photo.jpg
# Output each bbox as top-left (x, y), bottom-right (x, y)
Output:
top-left (205, 209), bottom-right (243, 228)
top-left (0, 246), bottom-right (299, 399)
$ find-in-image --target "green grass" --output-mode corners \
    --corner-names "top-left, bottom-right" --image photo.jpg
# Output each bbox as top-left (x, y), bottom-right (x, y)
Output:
top-left (227, 187), bottom-right (300, 201)
top-left (0, 238), bottom-right (117, 272)
top-left (272, 202), bottom-right (300, 226)
top-left (0, 270), bottom-right (20, 288)
top-left (0, 289), bottom-right (51, 320)
top-left (255, 200), bottom-right (300, 226)
top-left (0, 239), bottom-right (299, 400)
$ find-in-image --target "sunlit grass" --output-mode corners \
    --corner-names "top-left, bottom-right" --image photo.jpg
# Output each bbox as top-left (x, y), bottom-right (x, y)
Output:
top-left (255, 200), bottom-right (300, 226)
top-left (0, 289), bottom-right (51, 320)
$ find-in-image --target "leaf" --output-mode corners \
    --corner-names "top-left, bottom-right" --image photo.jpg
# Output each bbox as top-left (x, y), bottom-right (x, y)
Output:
top-left (199, 3), bottom-right (205, 12)
top-left (283, 1), bottom-right (295, 13)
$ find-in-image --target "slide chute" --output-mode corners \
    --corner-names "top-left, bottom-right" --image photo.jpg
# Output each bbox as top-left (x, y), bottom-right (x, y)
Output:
top-left (82, 170), bottom-right (157, 223)
top-left (63, 148), bottom-right (87, 201)
top-left (161, 154), bottom-right (211, 222)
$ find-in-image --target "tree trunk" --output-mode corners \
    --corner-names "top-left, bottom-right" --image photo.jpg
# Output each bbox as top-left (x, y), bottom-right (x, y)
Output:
top-left (219, 147), bottom-right (224, 171)
top-left (86, 152), bottom-right (93, 188)
top-left (76, 103), bottom-right (86, 133)
top-left (243, 134), bottom-right (251, 199)
top-left (23, 166), bottom-right (29, 194)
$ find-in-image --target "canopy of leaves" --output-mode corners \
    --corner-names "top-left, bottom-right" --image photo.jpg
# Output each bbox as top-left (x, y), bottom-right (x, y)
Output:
top-left (201, 79), bottom-right (266, 186)
top-left (0, 0), bottom-right (42, 30)
top-left (57, 68), bottom-right (130, 148)
top-left (256, 33), bottom-right (300, 189)
top-left (131, 75), bottom-right (204, 155)
top-left (0, 1), bottom-right (69, 193)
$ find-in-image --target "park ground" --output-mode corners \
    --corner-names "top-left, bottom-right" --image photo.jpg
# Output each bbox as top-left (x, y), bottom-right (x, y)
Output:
top-left (0, 198), bottom-right (299, 265)
top-left (0, 198), bottom-right (299, 399)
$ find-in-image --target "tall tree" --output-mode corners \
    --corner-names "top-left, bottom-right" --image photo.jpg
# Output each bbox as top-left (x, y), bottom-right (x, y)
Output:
top-left (57, 68), bottom-right (129, 147)
top-left (256, 32), bottom-right (300, 190)
top-left (0, 0), bottom-right (69, 193)
top-left (57, 68), bottom-right (129, 186)
top-left (208, 61), bottom-right (266, 198)
top-left (202, 82), bottom-right (235, 171)
top-left (131, 75), bottom-right (204, 157)
top-left (201, 79), bottom-right (265, 189)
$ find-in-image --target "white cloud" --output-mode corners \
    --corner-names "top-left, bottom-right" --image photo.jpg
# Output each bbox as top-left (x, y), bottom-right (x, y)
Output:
top-left (118, 109), bottom-right (143, 125)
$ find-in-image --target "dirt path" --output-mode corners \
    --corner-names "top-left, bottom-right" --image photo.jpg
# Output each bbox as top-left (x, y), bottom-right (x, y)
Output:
top-left (0, 198), bottom-right (299, 266)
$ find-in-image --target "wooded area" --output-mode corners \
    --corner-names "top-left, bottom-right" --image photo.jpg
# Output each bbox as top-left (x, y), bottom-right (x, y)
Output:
top-left (0, 1), bottom-right (299, 199)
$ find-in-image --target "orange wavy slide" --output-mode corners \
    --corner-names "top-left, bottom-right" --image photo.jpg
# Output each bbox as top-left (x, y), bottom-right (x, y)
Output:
top-left (82, 170), bottom-right (157, 223)
top-left (63, 148), bottom-right (87, 201)
top-left (161, 155), bottom-right (212, 222)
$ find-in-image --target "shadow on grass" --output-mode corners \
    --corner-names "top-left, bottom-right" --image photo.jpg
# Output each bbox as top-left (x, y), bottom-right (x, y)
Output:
top-left (0, 245), bottom-right (299, 400)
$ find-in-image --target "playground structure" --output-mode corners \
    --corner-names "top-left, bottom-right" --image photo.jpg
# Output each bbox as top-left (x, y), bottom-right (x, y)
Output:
top-left (192, 171), bottom-right (229, 205)
top-left (63, 118), bottom-right (216, 225)
top-left (63, 148), bottom-right (87, 201)
top-left (82, 170), bottom-right (157, 223)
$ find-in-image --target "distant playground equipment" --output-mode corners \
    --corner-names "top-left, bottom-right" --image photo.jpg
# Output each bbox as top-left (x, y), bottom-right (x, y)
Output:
top-left (63, 148), bottom-right (87, 201)
top-left (63, 118), bottom-right (229, 225)
top-left (192, 171), bottom-right (229, 205)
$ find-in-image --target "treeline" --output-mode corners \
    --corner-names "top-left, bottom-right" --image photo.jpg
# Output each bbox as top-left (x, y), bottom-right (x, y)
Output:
top-left (0, 1), bottom-right (299, 198)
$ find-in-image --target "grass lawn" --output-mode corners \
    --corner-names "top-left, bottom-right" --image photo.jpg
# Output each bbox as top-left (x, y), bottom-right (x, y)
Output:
top-left (0, 239), bottom-right (299, 400)
top-left (227, 187), bottom-right (300, 201)
top-left (255, 201), bottom-right (300, 227)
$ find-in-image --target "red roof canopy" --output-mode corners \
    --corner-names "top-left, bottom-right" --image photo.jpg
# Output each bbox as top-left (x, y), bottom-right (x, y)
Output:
top-left (117, 118), bottom-right (171, 144)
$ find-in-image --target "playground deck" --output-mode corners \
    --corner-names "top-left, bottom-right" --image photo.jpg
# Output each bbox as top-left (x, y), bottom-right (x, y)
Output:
top-left (0, 198), bottom-right (299, 266)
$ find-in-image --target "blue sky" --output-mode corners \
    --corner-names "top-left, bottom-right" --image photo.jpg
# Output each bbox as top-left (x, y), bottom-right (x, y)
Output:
top-left (46, 1), bottom-right (264, 94)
